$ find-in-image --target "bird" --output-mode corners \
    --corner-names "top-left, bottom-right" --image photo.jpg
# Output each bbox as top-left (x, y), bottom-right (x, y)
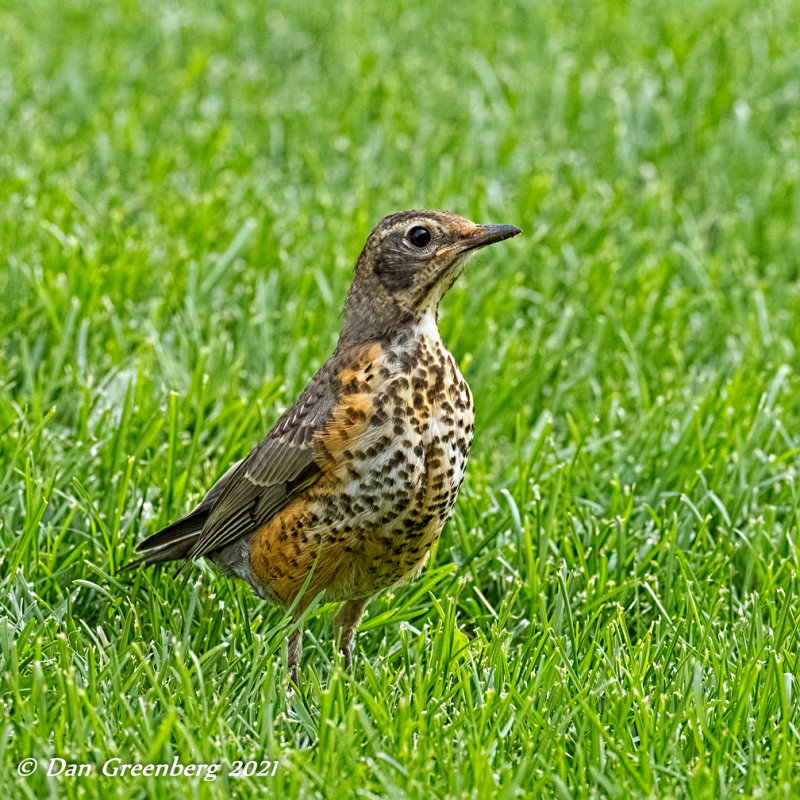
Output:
top-left (125, 210), bottom-right (521, 684)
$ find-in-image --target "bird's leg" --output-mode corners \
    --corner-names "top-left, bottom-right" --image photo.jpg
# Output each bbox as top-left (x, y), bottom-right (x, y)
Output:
top-left (332, 597), bottom-right (368, 669)
top-left (288, 622), bottom-right (303, 688)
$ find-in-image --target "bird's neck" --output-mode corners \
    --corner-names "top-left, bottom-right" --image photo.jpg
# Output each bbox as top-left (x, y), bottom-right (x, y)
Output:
top-left (339, 290), bottom-right (440, 348)
top-left (336, 309), bottom-right (445, 369)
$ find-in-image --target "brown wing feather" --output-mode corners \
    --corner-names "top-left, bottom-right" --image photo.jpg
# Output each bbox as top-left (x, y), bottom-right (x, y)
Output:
top-left (184, 360), bottom-right (339, 561)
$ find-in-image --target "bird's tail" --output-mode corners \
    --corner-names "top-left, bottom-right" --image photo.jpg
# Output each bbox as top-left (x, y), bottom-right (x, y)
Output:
top-left (118, 508), bottom-right (208, 571)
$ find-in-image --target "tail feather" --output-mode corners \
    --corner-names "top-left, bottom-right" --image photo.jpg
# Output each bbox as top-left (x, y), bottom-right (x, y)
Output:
top-left (118, 508), bottom-right (208, 572)
top-left (136, 508), bottom-right (209, 552)
top-left (121, 460), bottom-right (243, 574)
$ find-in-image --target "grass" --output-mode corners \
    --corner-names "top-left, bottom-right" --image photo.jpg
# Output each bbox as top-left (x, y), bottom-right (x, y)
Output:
top-left (2, 0), bottom-right (800, 796)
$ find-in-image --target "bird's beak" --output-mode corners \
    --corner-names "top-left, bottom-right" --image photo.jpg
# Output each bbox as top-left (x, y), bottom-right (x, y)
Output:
top-left (456, 223), bottom-right (522, 253)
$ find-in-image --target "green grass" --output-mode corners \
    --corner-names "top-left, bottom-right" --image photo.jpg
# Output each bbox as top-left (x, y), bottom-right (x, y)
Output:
top-left (2, 0), bottom-right (800, 797)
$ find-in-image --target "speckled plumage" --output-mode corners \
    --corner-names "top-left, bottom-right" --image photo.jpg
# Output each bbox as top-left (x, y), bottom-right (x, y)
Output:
top-left (238, 309), bottom-right (474, 608)
top-left (127, 210), bottom-right (520, 682)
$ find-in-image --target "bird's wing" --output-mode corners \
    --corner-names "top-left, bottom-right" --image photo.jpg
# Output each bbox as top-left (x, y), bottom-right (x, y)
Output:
top-left (185, 367), bottom-right (338, 561)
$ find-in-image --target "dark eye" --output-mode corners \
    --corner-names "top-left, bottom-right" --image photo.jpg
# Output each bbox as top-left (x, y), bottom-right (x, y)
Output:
top-left (408, 226), bottom-right (431, 248)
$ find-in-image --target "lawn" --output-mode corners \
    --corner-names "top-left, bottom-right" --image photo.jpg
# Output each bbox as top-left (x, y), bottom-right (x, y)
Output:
top-left (2, 0), bottom-right (800, 797)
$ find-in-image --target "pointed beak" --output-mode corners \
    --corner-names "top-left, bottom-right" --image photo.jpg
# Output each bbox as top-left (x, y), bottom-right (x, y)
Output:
top-left (457, 223), bottom-right (522, 253)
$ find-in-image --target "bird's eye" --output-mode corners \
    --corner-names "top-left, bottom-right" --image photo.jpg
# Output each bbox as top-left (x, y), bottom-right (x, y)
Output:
top-left (408, 226), bottom-right (431, 248)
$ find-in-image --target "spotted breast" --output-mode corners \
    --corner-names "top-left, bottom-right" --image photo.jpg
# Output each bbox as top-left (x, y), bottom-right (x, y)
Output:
top-left (244, 310), bottom-right (474, 608)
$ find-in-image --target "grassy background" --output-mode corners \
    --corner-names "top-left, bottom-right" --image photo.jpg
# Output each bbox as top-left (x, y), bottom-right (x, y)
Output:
top-left (2, 0), bottom-right (800, 797)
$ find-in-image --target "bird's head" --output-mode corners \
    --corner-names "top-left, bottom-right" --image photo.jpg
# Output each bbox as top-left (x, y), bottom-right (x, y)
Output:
top-left (341, 210), bottom-right (521, 342)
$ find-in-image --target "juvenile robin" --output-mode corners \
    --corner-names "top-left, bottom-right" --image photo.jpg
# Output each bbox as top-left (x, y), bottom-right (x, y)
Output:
top-left (126, 210), bottom-right (521, 682)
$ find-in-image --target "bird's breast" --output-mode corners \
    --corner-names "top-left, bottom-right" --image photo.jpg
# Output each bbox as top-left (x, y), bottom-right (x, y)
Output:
top-left (248, 317), bottom-right (474, 605)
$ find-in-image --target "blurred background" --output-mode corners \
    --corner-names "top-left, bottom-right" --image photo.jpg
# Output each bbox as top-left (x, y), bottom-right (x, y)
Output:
top-left (2, 0), bottom-right (800, 797)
